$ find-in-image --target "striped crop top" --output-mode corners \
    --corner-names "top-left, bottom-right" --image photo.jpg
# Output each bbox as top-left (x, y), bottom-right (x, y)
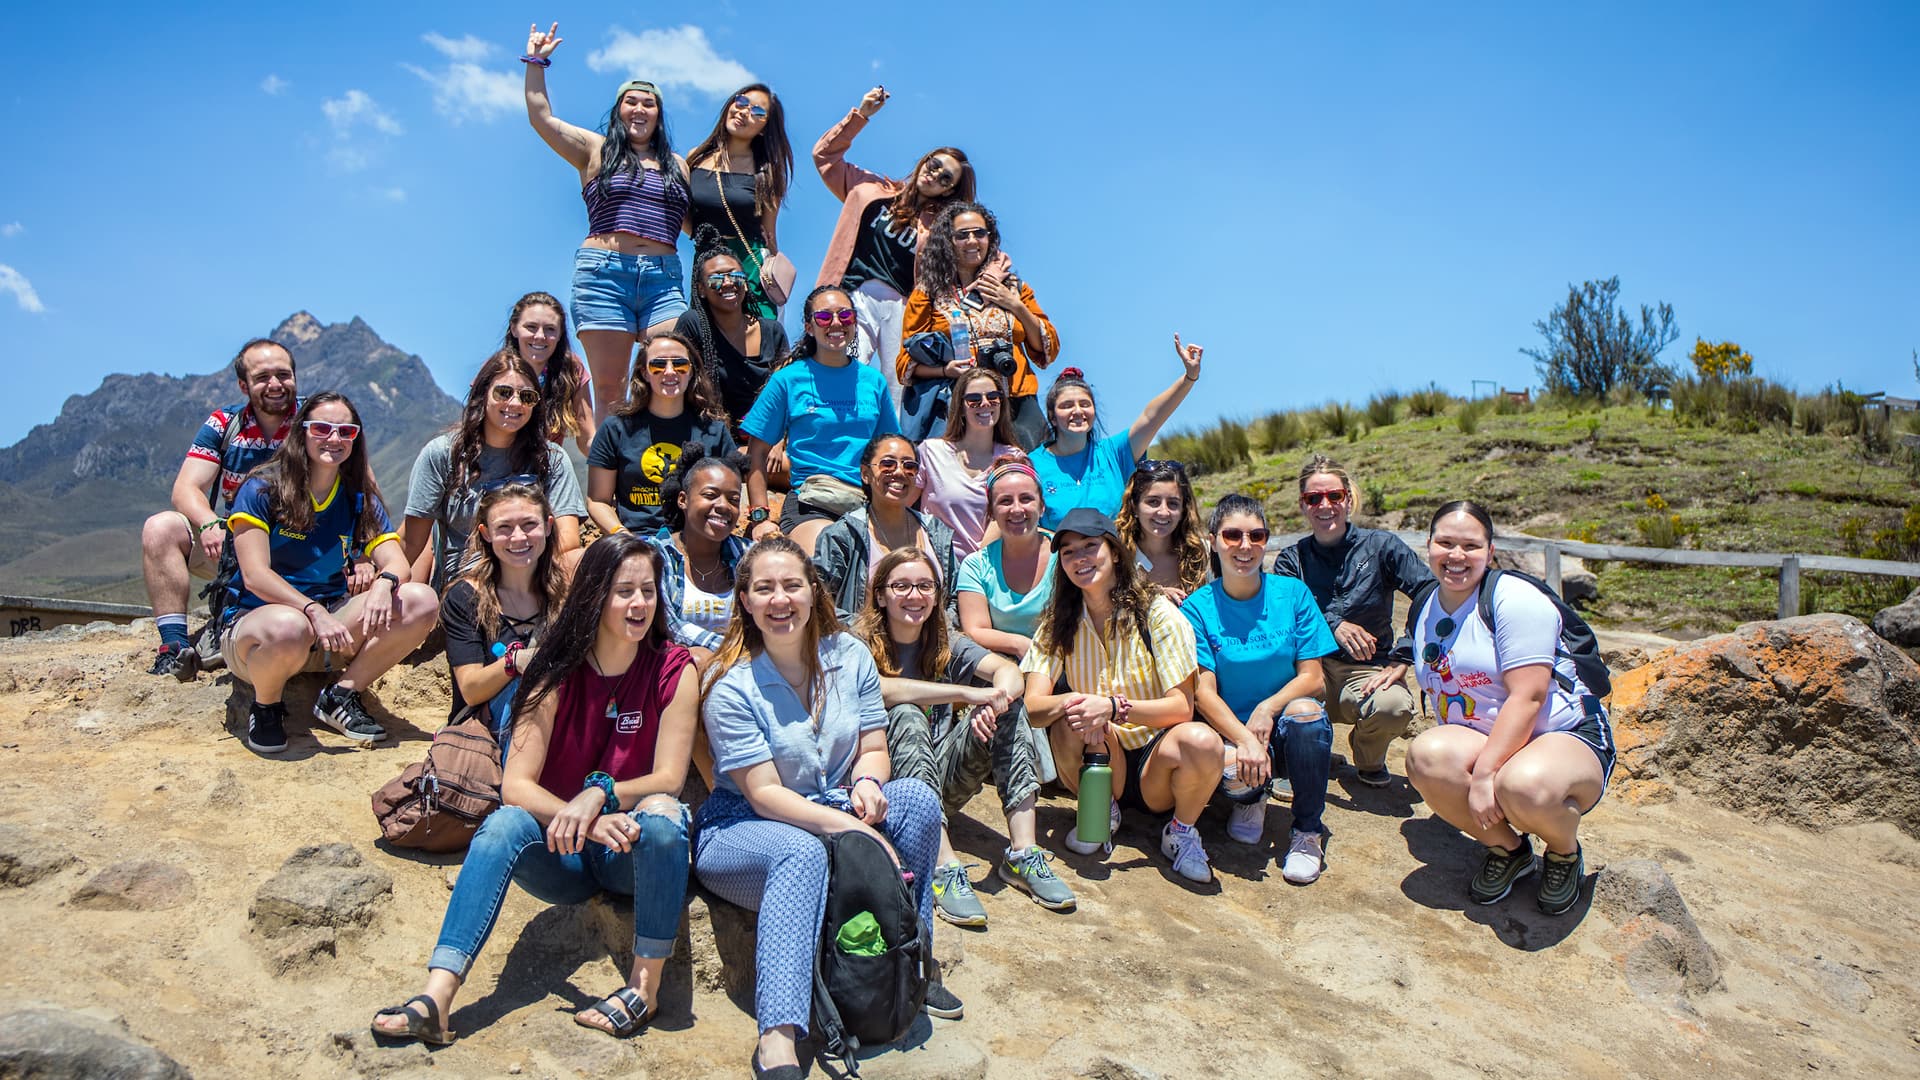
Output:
top-left (583, 165), bottom-right (689, 245)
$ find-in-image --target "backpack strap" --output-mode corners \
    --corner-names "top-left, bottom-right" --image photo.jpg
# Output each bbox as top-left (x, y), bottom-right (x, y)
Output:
top-left (1478, 569), bottom-right (1576, 694)
top-left (205, 407), bottom-right (249, 509)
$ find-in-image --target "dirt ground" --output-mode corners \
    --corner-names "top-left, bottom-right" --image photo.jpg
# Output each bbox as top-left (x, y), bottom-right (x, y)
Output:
top-left (1, 622), bottom-right (1916, 1079)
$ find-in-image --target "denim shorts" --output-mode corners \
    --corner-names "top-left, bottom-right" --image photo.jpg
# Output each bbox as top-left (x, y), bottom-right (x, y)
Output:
top-left (570, 248), bottom-right (688, 334)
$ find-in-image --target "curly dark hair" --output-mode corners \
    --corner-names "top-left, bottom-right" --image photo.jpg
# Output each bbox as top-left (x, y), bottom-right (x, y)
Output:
top-left (660, 441), bottom-right (748, 531)
top-left (1116, 463), bottom-right (1209, 595)
top-left (914, 201), bottom-right (1000, 300)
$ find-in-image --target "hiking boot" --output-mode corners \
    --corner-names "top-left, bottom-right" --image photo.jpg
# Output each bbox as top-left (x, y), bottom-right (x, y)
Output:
top-left (998, 846), bottom-right (1077, 911)
top-left (1063, 800), bottom-right (1119, 856)
top-left (1469, 836), bottom-right (1535, 904)
top-left (1281, 828), bottom-right (1325, 885)
top-left (1537, 845), bottom-right (1585, 916)
top-left (922, 981), bottom-right (964, 1020)
top-left (314, 685), bottom-right (386, 743)
top-left (1159, 820), bottom-right (1212, 883)
top-left (1227, 800), bottom-right (1267, 845)
top-left (1355, 765), bottom-right (1392, 788)
top-left (245, 701), bottom-right (289, 755)
top-left (931, 862), bottom-right (987, 927)
top-left (148, 644), bottom-right (188, 677)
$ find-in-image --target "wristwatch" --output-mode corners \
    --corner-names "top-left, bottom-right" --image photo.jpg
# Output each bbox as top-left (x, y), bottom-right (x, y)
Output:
top-left (747, 506), bottom-right (770, 526)
top-left (376, 571), bottom-right (401, 590)
top-left (584, 771), bottom-right (619, 812)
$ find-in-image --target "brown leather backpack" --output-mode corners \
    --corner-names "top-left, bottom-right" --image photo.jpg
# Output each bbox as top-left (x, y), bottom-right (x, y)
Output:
top-left (371, 708), bottom-right (504, 852)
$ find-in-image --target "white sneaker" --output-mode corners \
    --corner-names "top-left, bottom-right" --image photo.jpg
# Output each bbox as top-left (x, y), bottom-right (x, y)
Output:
top-left (1159, 820), bottom-right (1212, 883)
top-left (1282, 828), bottom-right (1325, 885)
top-left (1227, 799), bottom-right (1267, 845)
top-left (1063, 800), bottom-right (1120, 856)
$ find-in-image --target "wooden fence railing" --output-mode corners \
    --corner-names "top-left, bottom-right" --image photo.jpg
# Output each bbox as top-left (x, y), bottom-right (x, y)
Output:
top-left (1270, 532), bottom-right (1920, 620)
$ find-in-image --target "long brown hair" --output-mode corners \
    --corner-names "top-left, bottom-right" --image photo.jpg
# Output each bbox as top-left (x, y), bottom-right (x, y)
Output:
top-left (450, 351), bottom-right (555, 494)
top-left (940, 367), bottom-right (1020, 447)
top-left (886, 146), bottom-right (975, 227)
top-left (454, 482), bottom-right (569, 647)
top-left (1035, 533), bottom-right (1157, 664)
top-left (500, 292), bottom-right (586, 441)
top-left (1116, 463), bottom-right (1209, 594)
top-left (700, 537), bottom-right (844, 711)
top-left (612, 330), bottom-right (727, 422)
top-left (254, 391), bottom-right (386, 540)
top-left (686, 83), bottom-right (793, 220)
top-left (514, 533), bottom-right (668, 721)
top-left (853, 548), bottom-right (950, 680)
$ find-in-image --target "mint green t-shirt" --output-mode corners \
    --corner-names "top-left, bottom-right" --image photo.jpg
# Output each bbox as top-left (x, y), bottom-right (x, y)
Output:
top-left (955, 540), bottom-right (1056, 640)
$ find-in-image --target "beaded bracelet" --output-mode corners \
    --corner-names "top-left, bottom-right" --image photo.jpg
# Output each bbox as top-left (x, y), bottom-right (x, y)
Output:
top-left (852, 775), bottom-right (885, 793)
top-left (520, 55), bottom-right (552, 67)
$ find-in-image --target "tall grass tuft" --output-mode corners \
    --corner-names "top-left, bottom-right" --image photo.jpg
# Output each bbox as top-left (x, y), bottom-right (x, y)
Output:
top-left (1152, 418), bottom-right (1251, 476)
top-left (1253, 410), bottom-right (1310, 453)
top-left (1406, 383), bottom-right (1452, 418)
top-left (1365, 391), bottom-right (1401, 429)
top-left (1454, 400), bottom-right (1489, 435)
top-left (1319, 401), bottom-right (1358, 438)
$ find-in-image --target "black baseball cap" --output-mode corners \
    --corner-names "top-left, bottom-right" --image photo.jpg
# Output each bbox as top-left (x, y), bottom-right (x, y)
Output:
top-left (1050, 508), bottom-right (1119, 549)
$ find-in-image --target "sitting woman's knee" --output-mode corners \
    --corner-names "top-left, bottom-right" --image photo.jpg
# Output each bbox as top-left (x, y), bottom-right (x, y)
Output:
top-left (1404, 728), bottom-right (1469, 788)
top-left (1282, 697), bottom-right (1330, 723)
top-left (1169, 722), bottom-right (1225, 766)
top-left (394, 583), bottom-right (440, 624)
top-left (631, 796), bottom-right (689, 846)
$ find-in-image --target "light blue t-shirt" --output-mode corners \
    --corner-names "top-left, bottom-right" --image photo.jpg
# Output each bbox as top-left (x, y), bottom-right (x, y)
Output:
top-left (1181, 575), bottom-right (1338, 718)
top-left (955, 540), bottom-right (1056, 639)
top-left (701, 631), bottom-right (889, 797)
top-left (739, 357), bottom-right (900, 487)
top-left (1031, 430), bottom-right (1136, 531)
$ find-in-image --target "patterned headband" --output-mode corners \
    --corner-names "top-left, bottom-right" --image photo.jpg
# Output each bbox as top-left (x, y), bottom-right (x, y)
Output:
top-left (986, 458), bottom-right (1039, 494)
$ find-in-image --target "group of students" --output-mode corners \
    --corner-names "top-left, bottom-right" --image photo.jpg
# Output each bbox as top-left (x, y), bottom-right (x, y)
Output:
top-left (129, 37), bottom-right (1616, 1079)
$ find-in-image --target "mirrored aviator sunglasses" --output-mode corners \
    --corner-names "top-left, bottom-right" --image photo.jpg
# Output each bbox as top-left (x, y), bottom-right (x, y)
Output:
top-left (732, 94), bottom-right (768, 120)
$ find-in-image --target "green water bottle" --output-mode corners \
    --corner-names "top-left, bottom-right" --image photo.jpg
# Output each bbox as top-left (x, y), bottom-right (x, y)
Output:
top-left (1077, 751), bottom-right (1113, 845)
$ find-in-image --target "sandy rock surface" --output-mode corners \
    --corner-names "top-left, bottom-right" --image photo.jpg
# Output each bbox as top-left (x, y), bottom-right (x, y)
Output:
top-left (1, 623), bottom-right (1917, 1078)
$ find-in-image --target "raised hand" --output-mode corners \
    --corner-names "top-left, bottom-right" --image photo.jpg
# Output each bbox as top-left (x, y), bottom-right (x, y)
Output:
top-left (526, 21), bottom-right (563, 58)
top-left (1173, 333), bottom-right (1203, 381)
top-left (857, 86), bottom-right (889, 118)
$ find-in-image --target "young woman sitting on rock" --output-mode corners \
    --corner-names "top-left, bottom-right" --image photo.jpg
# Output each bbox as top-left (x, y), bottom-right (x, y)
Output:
top-left (370, 533), bottom-right (698, 1045)
top-left (854, 548), bottom-right (1073, 926)
top-left (221, 392), bottom-right (438, 755)
top-left (439, 482), bottom-right (570, 737)
top-left (954, 454), bottom-right (1055, 663)
top-left (810, 433), bottom-right (958, 622)
top-left (693, 538), bottom-right (957, 1079)
top-left (1404, 500), bottom-right (1616, 916)
top-left (1116, 459), bottom-right (1209, 605)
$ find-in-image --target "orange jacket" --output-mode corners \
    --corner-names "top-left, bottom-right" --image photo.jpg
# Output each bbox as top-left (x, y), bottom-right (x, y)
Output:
top-left (896, 283), bottom-right (1060, 398)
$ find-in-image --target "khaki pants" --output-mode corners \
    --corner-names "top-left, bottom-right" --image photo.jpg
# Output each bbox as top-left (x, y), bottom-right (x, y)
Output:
top-left (1323, 655), bottom-right (1415, 771)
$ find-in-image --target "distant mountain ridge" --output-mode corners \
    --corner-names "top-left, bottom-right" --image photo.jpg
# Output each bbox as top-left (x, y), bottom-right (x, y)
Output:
top-left (0, 312), bottom-right (462, 603)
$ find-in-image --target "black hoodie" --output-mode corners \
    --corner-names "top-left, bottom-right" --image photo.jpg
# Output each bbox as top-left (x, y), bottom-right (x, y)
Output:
top-left (1271, 524), bottom-right (1436, 666)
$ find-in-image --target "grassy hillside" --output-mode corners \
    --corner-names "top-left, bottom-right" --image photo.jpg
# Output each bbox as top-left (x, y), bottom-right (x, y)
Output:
top-left (1161, 400), bottom-right (1919, 637)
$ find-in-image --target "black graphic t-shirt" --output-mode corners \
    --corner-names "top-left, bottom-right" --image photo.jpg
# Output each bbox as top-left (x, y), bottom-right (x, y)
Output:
top-left (674, 311), bottom-right (790, 429)
top-left (841, 199), bottom-right (917, 294)
top-left (587, 410), bottom-right (738, 534)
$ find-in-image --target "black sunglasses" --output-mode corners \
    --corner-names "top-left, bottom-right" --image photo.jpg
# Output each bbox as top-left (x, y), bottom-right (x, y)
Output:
top-left (1138, 458), bottom-right (1188, 476)
top-left (1420, 617), bottom-right (1459, 665)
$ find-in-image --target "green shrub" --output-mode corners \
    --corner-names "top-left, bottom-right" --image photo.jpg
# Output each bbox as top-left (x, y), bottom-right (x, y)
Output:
top-left (1153, 418), bottom-right (1251, 476)
top-left (1493, 391), bottom-right (1530, 415)
top-left (1362, 479), bottom-right (1389, 516)
top-left (1253, 410), bottom-right (1310, 453)
top-left (1455, 401), bottom-right (1488, 435)
top-left (1319, 401), bottom-right (1358, 438)
top-left (1365, 391), bottom-right (1400, 429)
top-left (1406, 383), bottom-right (1451, 418)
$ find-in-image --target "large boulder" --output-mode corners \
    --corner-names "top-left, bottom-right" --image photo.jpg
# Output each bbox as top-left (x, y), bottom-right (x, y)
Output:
top-left (1871, 585), bottom-right (1920, 646)
top-left (1608, 614), bottom-right (1920, 836)
top-left (249, 843), bottom-right (392, 935)
top-left (0, 1008), bottom-right (190, 1079)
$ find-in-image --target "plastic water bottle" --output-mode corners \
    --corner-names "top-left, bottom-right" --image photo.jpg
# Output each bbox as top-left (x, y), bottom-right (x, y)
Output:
top-left (1077, 751), bottom-right (1113, 845)
top-left (946, 306), bottom-right (975, 367)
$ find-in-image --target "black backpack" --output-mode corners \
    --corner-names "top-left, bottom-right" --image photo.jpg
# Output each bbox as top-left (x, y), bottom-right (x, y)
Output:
top-left (1475, 569), bottom-right (1612, 699)
top-left (809, 829), bottom-right (931, 1077)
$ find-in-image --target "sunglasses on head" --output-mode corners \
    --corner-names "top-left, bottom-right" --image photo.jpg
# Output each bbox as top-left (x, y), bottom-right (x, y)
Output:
top-left (810, 308), bottom-right (858, 327)
top-left (489, 384), bottom-right (542, 407)
top-left (302, 420), bottom-right (359, 441)
top-left (1139, 458), bottom-right (1188, 476)
top-left (1218, 527), bottom-right (1269, 546)
top-left (962, 390), bottom-right (1003, 406)
top-left (644, 355), bottom-right (693, 373)
top-left (1301, 489), bottom-right (1348, 507)
top-left (951, 227), bottom-right (990, 241)
top-left (705, 270), bottom-right (749, 289)
top-left (873, 455), bottom-right (920, 474)
top-left (731, 94), bottom-right (768, 120)
top-left (478, 472), bottom-right (543, 494)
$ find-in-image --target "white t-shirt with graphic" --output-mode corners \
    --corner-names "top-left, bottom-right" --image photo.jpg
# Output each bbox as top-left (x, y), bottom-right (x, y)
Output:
top-left (1412, 574), bottom-right (1593, 738)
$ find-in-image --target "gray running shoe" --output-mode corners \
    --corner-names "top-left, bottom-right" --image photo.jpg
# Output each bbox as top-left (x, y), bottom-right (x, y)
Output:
top-left (923, 981), bottom-right (963, 1019)
top-left (1537, 846), bottom-right (1585, 915)
top-left (998, 846), bottom-right (1077, 911)
top-left (1469, 835), bottom-right (1535, 904)
top-left (931, 862), bottom-right (987, 927)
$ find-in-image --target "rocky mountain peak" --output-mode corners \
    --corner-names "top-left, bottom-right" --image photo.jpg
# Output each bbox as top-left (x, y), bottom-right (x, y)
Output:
top-left (272, 311), bottom-right (324, 347)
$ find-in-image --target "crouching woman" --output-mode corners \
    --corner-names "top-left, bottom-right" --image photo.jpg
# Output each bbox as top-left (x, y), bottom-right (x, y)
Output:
top-left (370, 533), bottom-right (698, 1044)
top-left (693, 537), bottom-right (957, 1080)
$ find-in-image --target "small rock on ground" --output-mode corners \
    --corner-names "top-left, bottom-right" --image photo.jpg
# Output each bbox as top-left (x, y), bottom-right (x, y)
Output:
top-left (70, 860), bottom-right (195, 911)
top-left (0, 1007), bottom-right (190, 1080)
top-left (0, 823), bottom-right (78, 887)
top-left (250, 843), bottom-right (392, 936)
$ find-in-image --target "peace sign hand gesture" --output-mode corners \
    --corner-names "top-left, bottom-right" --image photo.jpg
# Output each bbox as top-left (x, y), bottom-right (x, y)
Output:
top-left (1173, 333), bottom-right (1203, 382)
top-left (526, 21), bottom-right (563, 58)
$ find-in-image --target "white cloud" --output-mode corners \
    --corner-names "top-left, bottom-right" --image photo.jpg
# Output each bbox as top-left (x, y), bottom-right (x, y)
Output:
top-left (377, 187), bottom-right (407, 203)
top-left (0, 265), bottom-right (46, 314)
top-left (423, 32), bottom-right (494, 63)
top-left (586, 26), bottom-right (755, 98)
top-left (322, 89), bottom-right (404, 136)
top-left (260, 74), bottom-right (289, 95)
top-left (1, 222), bottom-right (21, 238)
top-left (327, 145), bottom-right (370, 173)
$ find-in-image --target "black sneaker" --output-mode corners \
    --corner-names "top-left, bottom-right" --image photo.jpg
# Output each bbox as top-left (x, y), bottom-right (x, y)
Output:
top-left (148, 644), bottom-right (187, 676)
top-left (1468, 835), bottom-right (1535, 905)
top-left (245, 702), bottom-right (289, 754)
top-left (314, 685), bottom-right (386, 743)
top-left (922, 981), bottom-right (964, 1020)
top-left (1355, 766), bottom-right (1392, 788)
top-left (1537, 845), bottom-right (1585, 915)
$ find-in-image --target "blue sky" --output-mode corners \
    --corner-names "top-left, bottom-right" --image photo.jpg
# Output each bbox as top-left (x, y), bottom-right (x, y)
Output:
top-left (2, 2), bottom-right (1916, 447)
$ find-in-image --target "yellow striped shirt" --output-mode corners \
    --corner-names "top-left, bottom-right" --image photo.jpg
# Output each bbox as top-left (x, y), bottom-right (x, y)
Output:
top-left (1019, 595), bottom-right (1198, 749)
